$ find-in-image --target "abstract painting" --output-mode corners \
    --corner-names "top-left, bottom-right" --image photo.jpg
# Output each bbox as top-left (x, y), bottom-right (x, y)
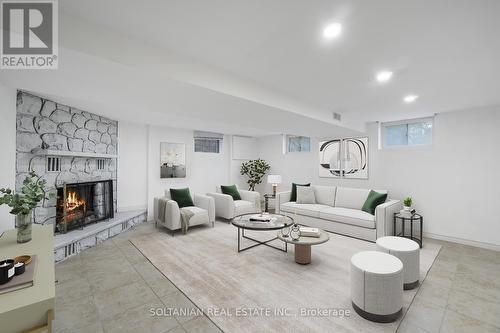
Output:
top-left (319, 139), bottom-right (342, 178)
top-left (319, 137), bottom-right (368, 179)
top-left (342, 137), bottom-right (368, 179)
top-left (160, 142), bottom-right (186, 178)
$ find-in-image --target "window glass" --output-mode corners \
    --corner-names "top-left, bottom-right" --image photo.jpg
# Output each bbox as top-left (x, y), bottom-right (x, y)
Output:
top-left (287, 136), bottom-right (311, 152)
top-left (408, 121), bottom-right (433, 145)
top-left (194, 138), bottom-right (220, 153)
top-left (385, 124), bottom-right (408, 146)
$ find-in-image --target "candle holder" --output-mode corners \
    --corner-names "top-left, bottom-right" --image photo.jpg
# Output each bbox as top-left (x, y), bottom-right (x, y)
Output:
top-left (0, 259), bottom-right (15, 285)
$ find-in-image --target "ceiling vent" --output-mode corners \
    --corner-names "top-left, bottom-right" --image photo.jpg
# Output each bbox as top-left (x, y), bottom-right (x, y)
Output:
top-left (332, 112), bottom-right (342, 121)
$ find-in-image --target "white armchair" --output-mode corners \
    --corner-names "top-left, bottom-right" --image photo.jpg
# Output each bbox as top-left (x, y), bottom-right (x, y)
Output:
top-left (154, 189), bottom-right (215, 233)
top-left (207, 186), bottom-right (261, 220)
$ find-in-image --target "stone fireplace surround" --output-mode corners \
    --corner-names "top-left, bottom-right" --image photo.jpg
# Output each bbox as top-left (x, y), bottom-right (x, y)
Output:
top-left (16, 91), bottom-right (118, 226)
top-left (15, 91), bottom-right (146, 261)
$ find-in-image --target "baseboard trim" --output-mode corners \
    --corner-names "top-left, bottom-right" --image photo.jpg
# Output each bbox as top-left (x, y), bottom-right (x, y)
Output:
top-left (424, 232), bottom-right (500, 252)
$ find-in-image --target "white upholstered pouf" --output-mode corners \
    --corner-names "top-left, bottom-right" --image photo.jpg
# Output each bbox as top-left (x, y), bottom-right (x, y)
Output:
top-left (350, 251), bottom-right (403, 323)
top-left (376, 236), bottom-right (420, 290)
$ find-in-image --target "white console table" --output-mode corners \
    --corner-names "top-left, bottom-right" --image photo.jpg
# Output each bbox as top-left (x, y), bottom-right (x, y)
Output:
top-left (0, 225), bottom-right (55, 333)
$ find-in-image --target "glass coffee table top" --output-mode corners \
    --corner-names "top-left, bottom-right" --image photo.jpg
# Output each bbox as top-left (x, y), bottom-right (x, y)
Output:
top-left (231, 213), bottom-right (294, 231)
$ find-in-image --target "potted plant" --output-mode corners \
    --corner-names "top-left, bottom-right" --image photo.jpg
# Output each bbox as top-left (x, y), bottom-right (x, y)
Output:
top-left (403, 197), bottom-right (413, 211)
top-left (0, 172), bottom-right (50, 243)
top-left (240, 159), bottom-right (271, 191)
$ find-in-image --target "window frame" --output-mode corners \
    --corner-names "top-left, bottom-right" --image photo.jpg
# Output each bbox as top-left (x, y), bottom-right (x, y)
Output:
top-left (380, 117), bottom-right (434, 149)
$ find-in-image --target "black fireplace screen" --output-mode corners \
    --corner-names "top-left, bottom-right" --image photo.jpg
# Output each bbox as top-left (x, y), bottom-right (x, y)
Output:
top-left (56, 180), bottom-right (114, 233)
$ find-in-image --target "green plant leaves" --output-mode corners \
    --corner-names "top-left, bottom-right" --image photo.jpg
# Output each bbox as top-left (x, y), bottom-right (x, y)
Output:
top-left (240, 158), bottom-right (271, 191)
top-left (0, 172), bottom-right (49, 215)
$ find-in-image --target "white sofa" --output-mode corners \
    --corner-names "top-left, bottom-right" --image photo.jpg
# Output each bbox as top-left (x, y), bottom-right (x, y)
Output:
top-left (207, 186), bottom-right (261, 220)
top-left (277, 186), bottom-right (401, 242)
top-left (154, 189), bottom-right (215, 232)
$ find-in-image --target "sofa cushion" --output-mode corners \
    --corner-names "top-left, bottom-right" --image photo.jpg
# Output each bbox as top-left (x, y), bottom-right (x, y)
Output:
top-left (170, 188), bottom-right (195, 208)
top-left (319, 207), bottom-right (375, 229)
top-left (362, 190), bottom-right (388, 215)
top-left (290, 183), bottom-right (310, 202)
top-left (221, 184), bottom-right (242, 200)
top-left (296, 186), bottom-right (316, 204)
top-left (334, 187), bottom-right (371, 210)
top-left (280, 202), bottom-right (330, 218)
top-left (312, 185), bottom-right (336, 206)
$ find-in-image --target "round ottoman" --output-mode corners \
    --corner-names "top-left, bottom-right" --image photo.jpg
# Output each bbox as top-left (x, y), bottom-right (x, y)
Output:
top-left (350, 251), bottom-right (403, 323)
top-left (376, 236), bottom-right (420, 290)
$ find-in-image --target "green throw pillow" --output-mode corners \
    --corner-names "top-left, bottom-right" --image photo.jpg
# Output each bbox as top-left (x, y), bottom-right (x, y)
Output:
top-left (221, 185), bottom-right (242, 200)
top-left (170, 188), bottom-right (194, 208)
top-left (362, 190), bottom-right (388, 215)
top-left (290, 183), bottom-right (311, 202)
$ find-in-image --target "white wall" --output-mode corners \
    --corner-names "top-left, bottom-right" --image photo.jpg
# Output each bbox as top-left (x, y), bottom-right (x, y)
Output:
top-left (229, 136), bottom-right (258, 190)
top-left (0, 84), bottom-right (17, 232)
top-left (146, 125), bottom-right (231, 220)
top-left (117, 121), bottom-right (148, 211)
top-left (257, 107), bottom-right (500, 249)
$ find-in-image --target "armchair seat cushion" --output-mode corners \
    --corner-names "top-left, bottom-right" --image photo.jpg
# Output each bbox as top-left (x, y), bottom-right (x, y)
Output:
top-left (182, 206), bottom-right (210, 226)
top-left (319, 207), bottom-right (375, 229)
top-left (280, 202), bottom-right (331, 218)
top-left (234, 200), bottom-right (257, 216)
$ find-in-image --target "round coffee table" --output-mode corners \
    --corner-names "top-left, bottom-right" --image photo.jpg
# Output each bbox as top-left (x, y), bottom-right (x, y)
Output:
top-left (278, 229), bottom-right (329, 264)
top-left (231, 213), bottom-right (294, 252)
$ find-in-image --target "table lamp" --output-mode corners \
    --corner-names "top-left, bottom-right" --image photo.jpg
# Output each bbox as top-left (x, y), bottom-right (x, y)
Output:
top-left (267, 175), bottom-right (282, 197)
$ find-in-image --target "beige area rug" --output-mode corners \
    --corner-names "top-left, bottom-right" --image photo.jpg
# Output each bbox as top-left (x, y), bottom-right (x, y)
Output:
top-left (131, 223), bottom-right (441, 333)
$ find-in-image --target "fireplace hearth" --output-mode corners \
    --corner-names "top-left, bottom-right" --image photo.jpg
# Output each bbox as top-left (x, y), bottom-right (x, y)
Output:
top-left (56, 180), bottom-right (114, 234)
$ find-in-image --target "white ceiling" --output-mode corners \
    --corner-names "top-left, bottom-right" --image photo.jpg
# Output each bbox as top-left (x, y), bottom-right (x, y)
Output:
top-left (2, 0), bottom-right (500, 136)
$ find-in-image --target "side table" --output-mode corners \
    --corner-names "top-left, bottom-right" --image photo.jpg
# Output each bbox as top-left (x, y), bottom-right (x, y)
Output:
top-left (393, 212), bottom-right (423, 248)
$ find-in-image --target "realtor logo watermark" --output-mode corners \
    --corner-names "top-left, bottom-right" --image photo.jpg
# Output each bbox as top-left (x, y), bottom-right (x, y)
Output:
top-left (1, 0), bottom-right (58, 69)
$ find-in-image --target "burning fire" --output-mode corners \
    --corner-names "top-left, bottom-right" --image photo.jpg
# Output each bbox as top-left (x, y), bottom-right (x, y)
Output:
top-left (66, 191), bottom-right (86, 211)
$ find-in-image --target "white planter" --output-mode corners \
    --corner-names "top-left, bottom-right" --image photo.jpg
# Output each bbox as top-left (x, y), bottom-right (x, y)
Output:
top-left (403, 206), bottom-right (412, 211)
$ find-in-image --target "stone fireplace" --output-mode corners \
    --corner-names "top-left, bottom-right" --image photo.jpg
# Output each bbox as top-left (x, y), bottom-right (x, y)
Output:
top-left (56, 180), bottom-right (114, 233)
top-left (15, 91), bottom-right (118, 231)
top-left (15, 91), bottom-right (147, 262)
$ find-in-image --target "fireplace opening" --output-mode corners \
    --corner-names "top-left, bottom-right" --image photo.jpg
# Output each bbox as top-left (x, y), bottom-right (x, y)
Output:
top-left (56, 180), bottom-right (114, 234)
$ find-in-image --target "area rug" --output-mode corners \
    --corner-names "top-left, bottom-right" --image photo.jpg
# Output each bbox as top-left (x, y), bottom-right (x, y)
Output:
top-left (131, 223), bottom-right (441, 333)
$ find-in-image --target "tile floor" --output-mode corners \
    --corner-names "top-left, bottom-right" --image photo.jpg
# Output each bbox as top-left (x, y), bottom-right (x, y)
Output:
top-left (54, 221), bottom-right (500, 333)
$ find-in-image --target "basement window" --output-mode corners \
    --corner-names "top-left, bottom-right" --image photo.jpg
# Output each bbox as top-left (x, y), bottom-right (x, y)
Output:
top-left (381, 117), bottom-right (433, 148)
top-left (193, 131), bottom-right (223, 153)
top-left (287, 135), bottom-right (311, 153)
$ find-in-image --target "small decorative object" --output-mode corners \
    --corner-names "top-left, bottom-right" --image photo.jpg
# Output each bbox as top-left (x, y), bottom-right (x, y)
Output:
top-left (14, 262), bottom-right (25, 276)
top-left (267, 175), bottom-right (282, 196)
top-left (0, 259), bottom-right (15, 285)
top-left (14, 255), bottom-right (32, 266)
top-left (281, 225), bottom-right (290, 238)
top-left (240, 158), bottom-right (271, 191)
top-left (403, 197), bottom-right (413, 211)
top-left (290, 224), bottom-right (301, 241)
top-left (0, 172), bottom-right (51, 243)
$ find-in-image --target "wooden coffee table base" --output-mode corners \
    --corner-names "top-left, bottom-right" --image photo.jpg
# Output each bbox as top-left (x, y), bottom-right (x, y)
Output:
top-left (295, 244), bottom-right (312, 264)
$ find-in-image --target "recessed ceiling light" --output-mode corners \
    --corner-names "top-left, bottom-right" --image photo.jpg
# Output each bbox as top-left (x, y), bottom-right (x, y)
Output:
top-left (323, 23), bottom-right (342, 39)
top-left (376, 70), bottom-right (393, 83)
top-left (404, 95), bottom-right (419, 103)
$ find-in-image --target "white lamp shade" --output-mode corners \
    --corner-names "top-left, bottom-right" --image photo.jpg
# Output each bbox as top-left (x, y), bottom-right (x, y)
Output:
top-left (267, 175), bottom-right (282, 184)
